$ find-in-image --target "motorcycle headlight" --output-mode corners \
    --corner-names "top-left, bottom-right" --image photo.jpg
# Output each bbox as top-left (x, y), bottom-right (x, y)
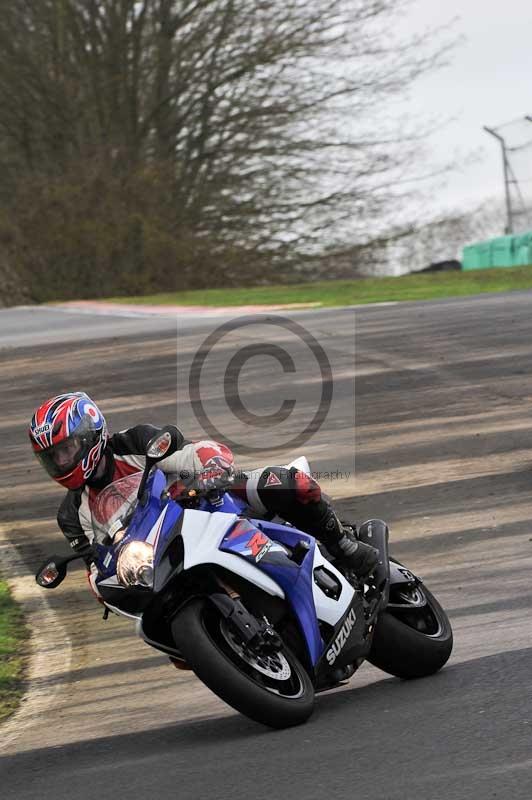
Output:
top-left (117, 541), bottom-right (154, 588)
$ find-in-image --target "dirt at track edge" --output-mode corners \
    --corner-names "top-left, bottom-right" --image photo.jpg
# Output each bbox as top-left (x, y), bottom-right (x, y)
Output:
top-left (0, 522), bottom-right (72, 752)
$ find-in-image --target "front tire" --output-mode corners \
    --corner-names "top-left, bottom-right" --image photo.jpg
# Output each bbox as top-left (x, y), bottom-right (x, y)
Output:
top-left (171, 598), bottom-right (315, 728)
top-left (368, 584), bottom-right (453, 679)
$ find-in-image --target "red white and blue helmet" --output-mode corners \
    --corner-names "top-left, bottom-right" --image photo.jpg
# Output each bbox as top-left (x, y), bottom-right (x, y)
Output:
top-left (29, 392), bottom-right (108, 490)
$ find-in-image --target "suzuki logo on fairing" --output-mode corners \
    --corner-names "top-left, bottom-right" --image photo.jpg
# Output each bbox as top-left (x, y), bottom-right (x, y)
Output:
top-left (326, 608), bottom-right (357, 665)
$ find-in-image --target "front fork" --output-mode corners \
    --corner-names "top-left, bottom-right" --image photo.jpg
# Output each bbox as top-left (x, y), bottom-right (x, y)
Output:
top-left (209, 575), bottom-right (282, 655)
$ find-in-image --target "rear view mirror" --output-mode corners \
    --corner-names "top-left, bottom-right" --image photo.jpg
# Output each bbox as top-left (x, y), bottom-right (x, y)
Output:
top-left (35, 557), bottom-right (68, 589)
top-left (138, 427), bottom-right (177, 505)
top-left (146, 426), bottom-right (177, 461)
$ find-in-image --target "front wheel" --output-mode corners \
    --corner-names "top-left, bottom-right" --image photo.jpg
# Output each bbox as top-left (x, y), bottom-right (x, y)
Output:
top-left (368, 584), bottom-right (453, 679)
top-left (171, 598), bottom-right (314, 728)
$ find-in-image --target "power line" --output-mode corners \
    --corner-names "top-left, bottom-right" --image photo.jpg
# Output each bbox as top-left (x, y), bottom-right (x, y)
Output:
top-left (484, 115), bottom-right (532, 235)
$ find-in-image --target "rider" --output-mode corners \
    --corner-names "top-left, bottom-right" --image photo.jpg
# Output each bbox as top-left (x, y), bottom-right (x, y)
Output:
top-left (28, 392), bottom-right (379, 579)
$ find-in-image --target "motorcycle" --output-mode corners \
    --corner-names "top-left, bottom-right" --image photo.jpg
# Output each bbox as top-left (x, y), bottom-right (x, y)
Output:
top-left (36, 428), bottom-right (453, 729)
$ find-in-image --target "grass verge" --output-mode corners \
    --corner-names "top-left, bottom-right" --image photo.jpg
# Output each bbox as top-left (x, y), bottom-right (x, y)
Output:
top-left (105, 265), bottom-right (532, 308)
top-left (0, 579), bottom-right (29, 724)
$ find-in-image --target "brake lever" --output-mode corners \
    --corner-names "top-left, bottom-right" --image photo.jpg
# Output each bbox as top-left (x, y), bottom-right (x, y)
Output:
top-left (174, 475), bottom-right (234, 506)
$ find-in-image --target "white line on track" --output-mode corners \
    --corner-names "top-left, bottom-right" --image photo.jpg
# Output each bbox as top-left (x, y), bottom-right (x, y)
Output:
top-left (0, 523), bottom-right (72, 753)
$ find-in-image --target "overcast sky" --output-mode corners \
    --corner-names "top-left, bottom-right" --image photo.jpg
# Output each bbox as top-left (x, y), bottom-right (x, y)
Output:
top-left (396, 0), bottom-right (532, 221)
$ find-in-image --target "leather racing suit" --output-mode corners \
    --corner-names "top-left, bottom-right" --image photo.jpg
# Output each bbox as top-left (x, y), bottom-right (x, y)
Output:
top-left (57, 424), bottom-right (377, 576)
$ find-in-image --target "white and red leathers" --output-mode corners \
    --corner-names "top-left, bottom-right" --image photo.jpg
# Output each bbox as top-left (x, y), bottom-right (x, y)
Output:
top-left (58, 424), bottom-right (378, 578)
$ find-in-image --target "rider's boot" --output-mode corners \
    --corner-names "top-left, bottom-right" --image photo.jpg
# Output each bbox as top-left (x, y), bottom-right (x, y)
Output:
top-left (318, 507), bottom-right (380, 579)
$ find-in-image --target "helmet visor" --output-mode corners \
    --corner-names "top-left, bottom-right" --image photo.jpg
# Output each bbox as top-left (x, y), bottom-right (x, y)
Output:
top-left (35, 417), bottom-right (99, 479)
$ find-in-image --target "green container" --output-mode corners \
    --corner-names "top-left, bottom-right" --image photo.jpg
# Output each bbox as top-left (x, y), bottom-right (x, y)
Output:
top-left (462, 231), bottom-right (532, 270)
top-left (490, 236), bottom-right (513, 267)
top-left (462, 244), bottom-right (482, 269)
top-left (514, 232), bottom-right (532, 266)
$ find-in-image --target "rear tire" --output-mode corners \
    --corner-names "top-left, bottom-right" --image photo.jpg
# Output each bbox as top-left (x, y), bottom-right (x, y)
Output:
top-left (171, 598), bottom-right (315, 728)
top-left (368, 585), bottom-right (453, 679)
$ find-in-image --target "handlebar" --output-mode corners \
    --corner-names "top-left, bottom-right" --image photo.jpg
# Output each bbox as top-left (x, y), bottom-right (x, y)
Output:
top-left (172, 473), bottom-right (235, 506)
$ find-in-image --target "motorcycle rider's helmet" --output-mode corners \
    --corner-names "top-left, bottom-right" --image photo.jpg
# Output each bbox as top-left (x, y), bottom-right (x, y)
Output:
top-left (29, 392), bottom-right (108, 490)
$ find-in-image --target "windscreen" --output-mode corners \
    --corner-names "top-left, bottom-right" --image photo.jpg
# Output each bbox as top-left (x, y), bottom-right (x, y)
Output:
top-left (91, 472), bottom-right (143, 543)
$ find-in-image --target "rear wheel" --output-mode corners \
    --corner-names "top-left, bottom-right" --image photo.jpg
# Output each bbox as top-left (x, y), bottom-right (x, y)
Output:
top-left (368, 584), bottom-right (453, 679)
top-left (171, 598), bottom-right (314, 728)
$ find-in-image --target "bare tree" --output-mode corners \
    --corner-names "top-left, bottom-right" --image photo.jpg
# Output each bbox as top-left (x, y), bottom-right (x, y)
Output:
top-left (0, 0), bottom-right (450, 299)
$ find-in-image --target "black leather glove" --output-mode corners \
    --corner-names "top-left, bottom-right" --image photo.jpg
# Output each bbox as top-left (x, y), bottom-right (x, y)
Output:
top-left (195, 466), bottom-right (234, 495)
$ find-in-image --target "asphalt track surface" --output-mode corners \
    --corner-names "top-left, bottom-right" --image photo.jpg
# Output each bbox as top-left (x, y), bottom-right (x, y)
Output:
top-left (2, 292), bottom-right (532, 799)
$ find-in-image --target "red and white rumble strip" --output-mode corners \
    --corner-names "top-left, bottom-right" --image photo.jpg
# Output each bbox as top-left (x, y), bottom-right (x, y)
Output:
top-left (53, 300), bottom-right (322, 317)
